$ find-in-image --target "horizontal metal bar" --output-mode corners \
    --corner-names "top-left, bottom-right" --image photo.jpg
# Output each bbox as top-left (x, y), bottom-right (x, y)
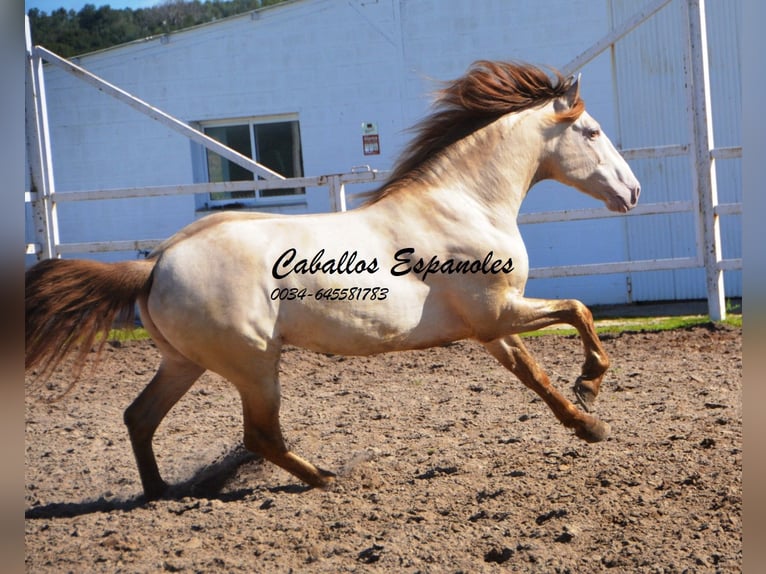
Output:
top-left (52, 182), bottom-right (253, 202)
top-left (619, 144), bottom-right (689, 160)
top-left (714, 202), bottom-right (742, 216)
top-left (337, 169), bottom-right (391, 185)
top-left (528, 256), bottom-right (699, 279)
top-left (51, 181), bottom-right (304, 202)
top-left (57, 239), bottom-right (163, 254)
top-left (518, 201), bottom-right (693, 225)
top-left (43, 170), bottom-right (391, 203)
top-left (711, 146), bottom-right (742, 160)
top-left (718, 258), bottom-right (742, 271)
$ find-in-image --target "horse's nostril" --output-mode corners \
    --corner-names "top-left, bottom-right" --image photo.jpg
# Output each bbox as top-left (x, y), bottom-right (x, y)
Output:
top-left (632, 186), bottom-right (641, 205)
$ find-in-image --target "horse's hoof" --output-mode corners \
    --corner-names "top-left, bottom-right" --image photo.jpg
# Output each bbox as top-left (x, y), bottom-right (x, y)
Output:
top-left (574, 419), bottom-right (611, 443)
top-left (311, 468), bottom-right (337, 489)
top-left (574, 378), bottom-right (598, 412)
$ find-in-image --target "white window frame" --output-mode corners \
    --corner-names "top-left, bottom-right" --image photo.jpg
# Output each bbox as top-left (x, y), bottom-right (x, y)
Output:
top-left (193, 113), bottom-right (305, 211)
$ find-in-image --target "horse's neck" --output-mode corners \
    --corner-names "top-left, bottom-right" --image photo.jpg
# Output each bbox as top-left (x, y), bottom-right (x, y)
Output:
top-left (472, 121), bottom-right (537, 217)
top-left (381, 109), bottom-right (546, 226)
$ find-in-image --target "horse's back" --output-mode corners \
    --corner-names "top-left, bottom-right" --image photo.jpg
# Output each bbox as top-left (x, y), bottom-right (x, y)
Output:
top-left (150, 210), bottom-right (281, 257)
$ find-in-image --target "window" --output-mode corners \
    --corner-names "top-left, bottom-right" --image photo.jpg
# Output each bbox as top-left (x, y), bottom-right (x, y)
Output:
top-left (201, 116), bottom-right (304, 206)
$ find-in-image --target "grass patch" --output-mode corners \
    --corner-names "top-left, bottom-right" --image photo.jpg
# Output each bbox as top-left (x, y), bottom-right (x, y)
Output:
top-left (526, 313), bottom-right (741, 338)
top-left (105, 314), bottom-right (742, 343)
top-left (107, 327), bottom-right (150, 342)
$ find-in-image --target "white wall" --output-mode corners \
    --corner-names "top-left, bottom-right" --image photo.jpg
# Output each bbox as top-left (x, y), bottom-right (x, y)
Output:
top-left (26, 0), bottom-right (741, 304)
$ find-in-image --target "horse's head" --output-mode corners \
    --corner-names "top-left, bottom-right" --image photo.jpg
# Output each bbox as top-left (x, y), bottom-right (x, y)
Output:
top-left (542, 76), bottom-right (640, 213)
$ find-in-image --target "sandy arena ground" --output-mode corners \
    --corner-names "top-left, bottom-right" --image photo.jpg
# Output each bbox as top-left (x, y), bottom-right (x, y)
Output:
top-left (25, 324), bottom-right (741, 572)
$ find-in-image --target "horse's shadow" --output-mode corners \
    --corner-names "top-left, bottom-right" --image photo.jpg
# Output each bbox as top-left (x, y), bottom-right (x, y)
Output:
top-left (25, 445), bottom-right (311, 519)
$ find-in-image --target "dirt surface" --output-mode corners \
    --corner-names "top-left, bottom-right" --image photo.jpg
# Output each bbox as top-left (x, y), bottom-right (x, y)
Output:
top-left (25, 325), bottom-right (741, 573)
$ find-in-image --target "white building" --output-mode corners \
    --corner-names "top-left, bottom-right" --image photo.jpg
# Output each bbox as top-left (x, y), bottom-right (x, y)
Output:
top-left (25, 0), bottom-right (742, 306)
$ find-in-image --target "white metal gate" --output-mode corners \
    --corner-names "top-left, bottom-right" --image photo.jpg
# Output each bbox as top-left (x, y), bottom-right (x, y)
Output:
top-left (24, 0), bottom-right (741, 320)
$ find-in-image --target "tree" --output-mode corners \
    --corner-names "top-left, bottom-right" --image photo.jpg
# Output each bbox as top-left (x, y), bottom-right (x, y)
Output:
top-left (27, 0), bottom-right (288, 57)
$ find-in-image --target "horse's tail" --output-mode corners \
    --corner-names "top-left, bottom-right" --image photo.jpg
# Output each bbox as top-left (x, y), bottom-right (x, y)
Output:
top-left (25, 257), bottom-right (156, 381)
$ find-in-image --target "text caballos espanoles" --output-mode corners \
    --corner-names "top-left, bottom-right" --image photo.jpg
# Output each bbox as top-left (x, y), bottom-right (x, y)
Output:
top-left (271, 248), bottom-right (514, 282)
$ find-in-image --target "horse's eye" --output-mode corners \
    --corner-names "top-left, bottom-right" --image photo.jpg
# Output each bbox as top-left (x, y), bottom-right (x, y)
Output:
top-left (585, 128), bottom-right (601, 140)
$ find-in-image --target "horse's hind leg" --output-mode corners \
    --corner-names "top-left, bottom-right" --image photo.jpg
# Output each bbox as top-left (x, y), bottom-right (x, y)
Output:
top-left (484, 334), bottom-right (610, 443)
top-left (124, 357), bottom-right (205, 499)
top-left (230, 355), bottom-right (335, 488)
top-left (240, 386), bottom-right (336, 488)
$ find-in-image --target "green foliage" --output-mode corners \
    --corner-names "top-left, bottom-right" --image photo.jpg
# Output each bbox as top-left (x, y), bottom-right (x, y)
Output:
top-left (27, 0), bottom-right (290, 57)
top-left (523, 313), bottom-right (741, 338)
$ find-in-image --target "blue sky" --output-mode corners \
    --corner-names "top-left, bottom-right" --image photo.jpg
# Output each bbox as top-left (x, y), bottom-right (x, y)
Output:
top-left (25, 0), bottom-right (161, 13)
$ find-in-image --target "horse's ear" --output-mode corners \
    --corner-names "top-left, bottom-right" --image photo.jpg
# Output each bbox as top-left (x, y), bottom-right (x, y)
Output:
top-left (568, 73), bottom-right (582, 105)
top-left (555, 73), bottom-right (581, 112)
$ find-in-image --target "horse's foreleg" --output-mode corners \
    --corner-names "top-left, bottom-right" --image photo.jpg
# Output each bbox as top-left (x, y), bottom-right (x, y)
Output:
top-left (491, 297), bottom-right (609, 411)
top-left (235, 366), bottom-right (335, 488)
top-left (484, 334), bottom-right (610, 443)
top-left (124, 358), bottom-right (205, 499)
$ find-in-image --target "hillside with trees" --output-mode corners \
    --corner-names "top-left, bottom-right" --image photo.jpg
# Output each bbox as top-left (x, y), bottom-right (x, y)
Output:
top-left (27, 0), bottom-right (289, 57)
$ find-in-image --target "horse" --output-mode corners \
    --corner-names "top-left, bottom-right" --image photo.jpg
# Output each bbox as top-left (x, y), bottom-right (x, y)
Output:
top-left (26, 61), bottom-right (640, 500)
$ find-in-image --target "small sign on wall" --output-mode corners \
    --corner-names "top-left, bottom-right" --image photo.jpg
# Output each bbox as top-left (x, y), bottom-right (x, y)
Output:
top-left (362, 122), bottom-right (380, 155)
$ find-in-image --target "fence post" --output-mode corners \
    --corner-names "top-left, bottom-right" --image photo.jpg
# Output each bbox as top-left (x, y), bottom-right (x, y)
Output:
top-left (25, 16), bottom-right (60, 261)
top-left (686, 0), bottom-right (725, 320)
top-left (328, 175), bottom-right (347, 212)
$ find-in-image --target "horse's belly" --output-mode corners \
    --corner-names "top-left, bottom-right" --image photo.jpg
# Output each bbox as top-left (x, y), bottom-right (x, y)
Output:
top-left (276, 296), bottom-right (470, 356)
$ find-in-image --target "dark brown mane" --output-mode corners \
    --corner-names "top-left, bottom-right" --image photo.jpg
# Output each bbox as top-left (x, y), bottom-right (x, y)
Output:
top-left (368, 61), bottom-right (584, 203)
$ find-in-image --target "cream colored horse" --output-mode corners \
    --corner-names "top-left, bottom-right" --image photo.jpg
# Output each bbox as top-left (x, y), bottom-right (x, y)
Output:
top-left (26, 61), bottom-right (640, 499)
